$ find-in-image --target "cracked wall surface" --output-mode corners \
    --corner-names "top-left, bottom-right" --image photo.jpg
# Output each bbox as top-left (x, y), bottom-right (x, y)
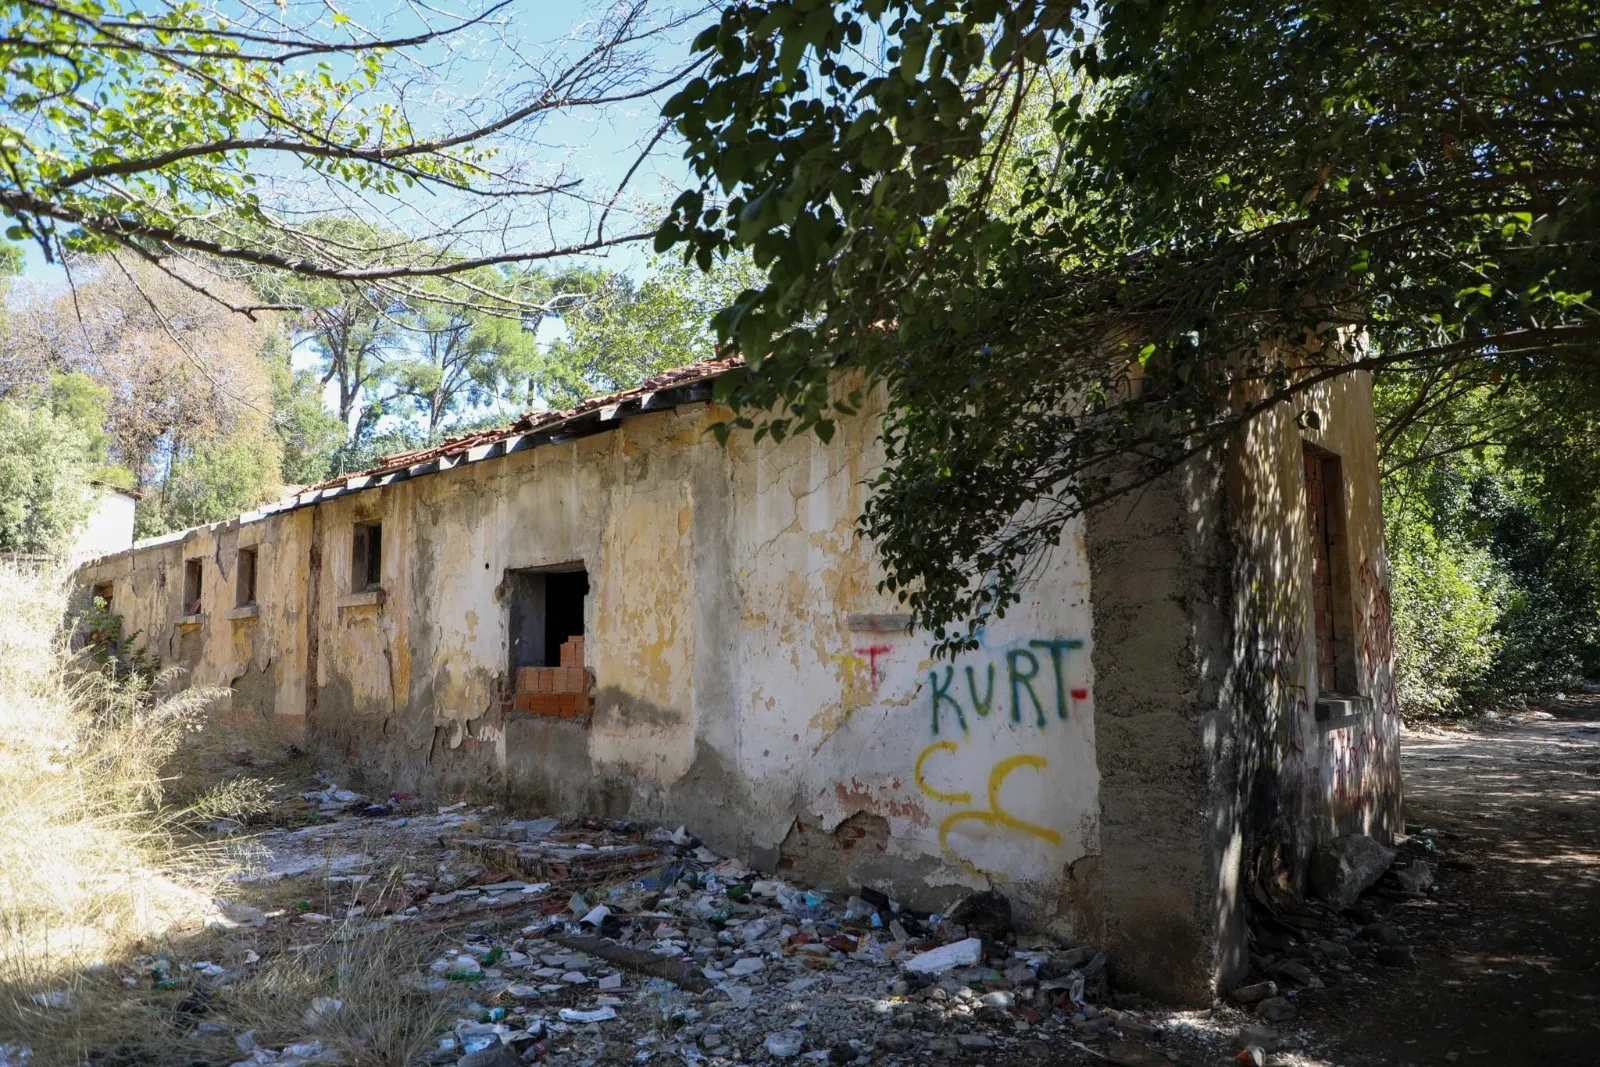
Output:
top-left (74, 390), bottom-right (1101, 939)
top-left (73, 370), bottom-right (1397, 1002)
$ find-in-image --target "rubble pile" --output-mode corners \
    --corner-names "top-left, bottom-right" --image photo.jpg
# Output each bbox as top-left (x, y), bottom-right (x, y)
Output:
top-left (18, 778), bottom-right (1459, 1067)
top-left (1230, 827), bottom-right (1458, 1063)
top-left (199, 785), bottom-right (1195, 1067)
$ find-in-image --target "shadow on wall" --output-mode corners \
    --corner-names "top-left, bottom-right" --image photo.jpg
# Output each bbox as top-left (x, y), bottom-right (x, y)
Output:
top-left (1226, 385), bottom-right (1402, 901)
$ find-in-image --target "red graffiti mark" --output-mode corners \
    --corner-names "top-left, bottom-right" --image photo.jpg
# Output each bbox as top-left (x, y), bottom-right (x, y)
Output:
top-left (1070, 687), bottom-right (1089, 701)
top-left (854, 644), bottom-right (893, 691)
top-left (1358, 557), bottom-right (1395, 673)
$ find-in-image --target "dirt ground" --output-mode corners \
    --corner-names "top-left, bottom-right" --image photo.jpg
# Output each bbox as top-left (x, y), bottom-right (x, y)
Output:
top-left (1294, 698), bottom-right (1600, 1066)
top-left (8, 702), bottom-right (1598, 1067)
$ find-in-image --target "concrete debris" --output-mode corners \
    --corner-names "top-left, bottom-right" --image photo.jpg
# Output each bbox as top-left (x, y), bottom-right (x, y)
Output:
top-left (1228, 980), bottom-right (1278, 1004)
top-left (1376, 945), bottom-right (1416, 967)
top-left (762, 1030), bottom-right (805, 1058)
top-left (93, 781), bottom-right (1452, 1067)
top-left (1308, 834), bottom-right (1397, 907)
top-left (1393, 860), bottom-right (1435, 895)
top-left (1106, 1039), bottom-right (1177, 1067)
top-left (945, 890), bottom-right (1014, 941)
top-left (1255, 997), bottom-right (1297, 1022)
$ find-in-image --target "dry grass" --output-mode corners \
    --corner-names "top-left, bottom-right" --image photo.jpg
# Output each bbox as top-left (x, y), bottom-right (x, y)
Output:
top-left (223, 913), bottom-right (454, 1066)
top-left (0, 564), bottom-right (457, 1066)
top-left (0, 564), bottom-right (249, 1062)
top-left (0, 568), bottom-right (223, 962)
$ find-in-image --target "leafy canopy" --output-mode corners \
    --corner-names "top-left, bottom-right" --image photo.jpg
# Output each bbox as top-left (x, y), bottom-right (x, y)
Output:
top-left (662, 0), bottom-right (1600, 646)
top-left (1, 0), bottom-right (702, 310)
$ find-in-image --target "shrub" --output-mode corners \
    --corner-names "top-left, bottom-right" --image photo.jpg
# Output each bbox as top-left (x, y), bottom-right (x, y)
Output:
top-left (1388, 523), bottom-right (1504, 717)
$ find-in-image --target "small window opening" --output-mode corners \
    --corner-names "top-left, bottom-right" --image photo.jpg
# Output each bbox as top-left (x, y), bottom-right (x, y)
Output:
top-left (236, 547), bottom-right (258, 606)
top-left (507, 566), bottom-right (589, 673)
top-left (91, 582), bottom-right (113, 611)
top-left (182, 559), bottom-right (203, 616)
top-left (352, 522), bottom-right (383, 591)
top-left (1304, 444), bottom-right (1357, 694)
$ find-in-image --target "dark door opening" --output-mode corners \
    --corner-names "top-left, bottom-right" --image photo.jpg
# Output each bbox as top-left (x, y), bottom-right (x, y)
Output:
top-left (507, 566), bottom-right (588, 673)
top-left (1304, 444), bottom-right (1357, 694)
top-left (543, 570), bottom-right (588, 667)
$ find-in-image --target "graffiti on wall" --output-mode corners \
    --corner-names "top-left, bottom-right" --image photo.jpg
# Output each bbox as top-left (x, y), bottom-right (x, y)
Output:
top-left (915, 740), bottom-right (1062, 862)
top-left (828, 643), bottom-right (896, 696)
top-left (907, 636), bottom-right (1088, 871)
top-left (926, 638), bottom-right (1087, 735)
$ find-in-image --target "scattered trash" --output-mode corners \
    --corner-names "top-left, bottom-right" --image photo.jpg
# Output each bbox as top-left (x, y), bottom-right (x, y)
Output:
top-left (903, 936), bottom-right (983, 974)
top-left (300, 995), bottom-right (342, 1030)
top-left (104, 783), bottom-right (1454, 1067)
top-left (28, 990), bottom-right (73, 1010)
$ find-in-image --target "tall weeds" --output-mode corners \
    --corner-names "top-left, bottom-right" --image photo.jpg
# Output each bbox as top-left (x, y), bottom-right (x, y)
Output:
top-left (0, 564), bottom-right (225, 1037)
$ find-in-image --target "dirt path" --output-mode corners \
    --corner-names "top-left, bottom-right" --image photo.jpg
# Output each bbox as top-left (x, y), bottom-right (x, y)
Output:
top-left (1298, 699), bottom-right (1600, 1066)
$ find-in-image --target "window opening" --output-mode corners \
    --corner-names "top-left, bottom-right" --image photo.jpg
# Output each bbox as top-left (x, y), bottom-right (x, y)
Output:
top-left (507, 565), bottom-right (591, 719)
top-left (91, 583), bottom-right (113, 611)
top-left (506, 566), bottom-right (588, 671)
top-left (182, 559), bottom-right (203, 615)
top-left (543, 570), bottom-right (589, 667)
top-left (352, 523), bottom-right (383, 591)
top-left (237, 547), bottom-right (258, 606)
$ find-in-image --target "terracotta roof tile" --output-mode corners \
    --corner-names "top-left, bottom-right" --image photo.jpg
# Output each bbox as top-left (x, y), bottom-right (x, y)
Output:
top-left (306, 358), bottom-right (742, 493)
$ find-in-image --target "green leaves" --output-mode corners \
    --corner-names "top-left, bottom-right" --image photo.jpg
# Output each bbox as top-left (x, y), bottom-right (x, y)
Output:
top-left (662, 0), bottom-right (1600, 650)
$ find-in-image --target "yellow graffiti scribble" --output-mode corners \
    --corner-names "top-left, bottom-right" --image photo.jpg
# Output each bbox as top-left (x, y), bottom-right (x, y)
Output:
top-left (914, 741), bottom-right (971, 804)
top-left (939, 755), bottom-right (1062, 849)
top-left (914, 744), bottom-right (1062, 863)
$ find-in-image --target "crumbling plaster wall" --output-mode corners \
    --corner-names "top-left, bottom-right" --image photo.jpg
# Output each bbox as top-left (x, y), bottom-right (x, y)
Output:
top-left (296, 397), bottom-right (1101, 936)
top-left (73, 511), bottom-right (312, 728)
top-left (1085, 369), bottom-right (1400, 1006)
top-left (1228, 372), bottom-right (1402, 881)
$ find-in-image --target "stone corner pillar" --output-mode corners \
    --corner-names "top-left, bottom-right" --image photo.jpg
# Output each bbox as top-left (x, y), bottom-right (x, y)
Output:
top-left (1083, 452), bottom-right (1249, 1006)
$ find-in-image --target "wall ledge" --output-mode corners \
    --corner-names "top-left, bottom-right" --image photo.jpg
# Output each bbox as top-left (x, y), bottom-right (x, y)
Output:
top-left (846, 613), bottom-right (912, 633)
top-left (175, 613), bottom-right (205, 629)
top-left (226, 604), bottom-right (260, 621)
top-left (336, 588), bottom-right (386, 610)
top-left (1315, 693), bottom-right (1375, 729)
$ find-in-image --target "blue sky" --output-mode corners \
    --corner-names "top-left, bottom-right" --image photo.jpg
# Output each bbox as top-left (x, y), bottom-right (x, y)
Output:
top-left (20, 0), bottom-right (702, 286)
top-left (14, 0), bottom-right (708, 423)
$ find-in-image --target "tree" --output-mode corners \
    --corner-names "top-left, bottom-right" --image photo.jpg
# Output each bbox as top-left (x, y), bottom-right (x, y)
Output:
top-left (0, 384), bottom-right (103, 555)
top-left (541, 252), bottom-right (762, 406)
top-left (0, 0), bottom-right (706, 309)
top-left (136, 436), bottom-right (283, 538)
top-left (1, 256), bottom-right (275, 485)
top-left (661, 0), bottom-right (1600, 646)
top-left (1379, 361), bottom-right (1600, 713)
top-left (392, 276), bottom-right (541, 437)
top-left (258, 274), bottom-right (404, 434)
top-left (264, 334), bottom-right (344, 486)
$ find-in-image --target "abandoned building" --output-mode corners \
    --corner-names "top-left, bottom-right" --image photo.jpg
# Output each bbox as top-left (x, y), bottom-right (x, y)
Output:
top-left (74, 360), bottom-right (1401, 1004)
